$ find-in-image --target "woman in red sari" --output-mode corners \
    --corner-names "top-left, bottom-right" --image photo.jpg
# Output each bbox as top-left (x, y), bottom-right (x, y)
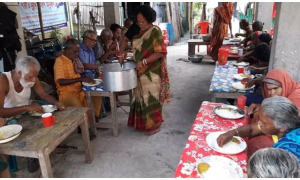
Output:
top-left (210, 2), bottom-right (234, 61)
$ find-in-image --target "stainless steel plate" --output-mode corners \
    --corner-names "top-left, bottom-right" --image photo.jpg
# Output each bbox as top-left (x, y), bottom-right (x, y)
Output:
top-left (213, 105), bottom-right (245, 120)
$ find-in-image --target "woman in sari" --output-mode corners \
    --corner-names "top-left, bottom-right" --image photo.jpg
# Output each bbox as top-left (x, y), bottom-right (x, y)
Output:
top-left (210, 2), bottom-right (234, 61)
top-left (217, 96), bottom-right (300, 160)
top-left (248, 69), bottom-right (300, 114)
top-left (124, 5), bottom-right (170, 136)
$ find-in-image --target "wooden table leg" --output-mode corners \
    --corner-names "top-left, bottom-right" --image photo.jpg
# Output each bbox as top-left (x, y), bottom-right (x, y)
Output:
top-left (38, 150), bottom-right (53, 178)
top-left (188, 43), bottom-right (191, 55)
top-left (129, 89), bottom-right (133, 105)
top-left (85, 91), bottom-right (96, 135)
top-left (110, 92), bottom-right (118, 137)
top-left (80, 113), bottom-right (93, 164)
top-left (211, 93), bottom-right (217, 102)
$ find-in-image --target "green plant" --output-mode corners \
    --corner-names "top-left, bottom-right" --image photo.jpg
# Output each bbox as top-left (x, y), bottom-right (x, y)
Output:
top-left (50, 26), bottom-right (63, 41)
top-left (193, 2), bottom-right (207, 31)
top-left (182, 18), bottom-right (189, 32)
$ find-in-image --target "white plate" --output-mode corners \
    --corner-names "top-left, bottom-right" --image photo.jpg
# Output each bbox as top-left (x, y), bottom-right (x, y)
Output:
top-left (230, 51), bottom-right (238, 54)
top-left (206, 131), bottom-right (247, 155)
top-left (229, 38), bottom-right (241, 42)
top-left (29, 105), bottom-right (57, 117)
top-left (233, 74), bottom-right (255, 80)
top-left (127, 52), bottom-right (133, 57)
top-left (232, 62), bottom-right (249, 67)
top-left (0, 133), bottom-right (21, 144)
top-left (82, 79), bottom-right (102, 87)
top-left (231, 47), bottom-right (238, 50)
top-left (232, 82), bottom-right (255, 90)
top-left (0, 125), bottom-right (22, 143)
top-left (213, 105), bottom-right (245, 120)
top-left (196, 155), bottom-right (243, 178)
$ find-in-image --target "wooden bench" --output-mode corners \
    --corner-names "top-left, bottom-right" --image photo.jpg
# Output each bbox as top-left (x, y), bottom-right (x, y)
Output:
top-left (0, 107), bottom-right (92, 178)
top-left (188, 39), bottom-right (210, 55)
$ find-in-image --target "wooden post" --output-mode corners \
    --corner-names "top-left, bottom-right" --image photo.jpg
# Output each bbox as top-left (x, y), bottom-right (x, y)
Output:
top-left (189, 2), bottom-right (193, 39)
top-left (37, 2), bottom-right (45, 40)
top-left (166, 2), bottom-right (171, 23)
top-left (170, 3), bottom-right (179, 41)
top-left (125, 2), bottom-right (128, 18)
top-left (77, 2), bottom-right (81, 41)
top-left (176, 3), bottom-right (183, 37)
top-left (186, 2), bottom-right (189, 29)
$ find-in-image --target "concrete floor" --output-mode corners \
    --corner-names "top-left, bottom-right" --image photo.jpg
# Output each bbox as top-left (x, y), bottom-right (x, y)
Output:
top-left (13, 34), bottom-right (216, 178)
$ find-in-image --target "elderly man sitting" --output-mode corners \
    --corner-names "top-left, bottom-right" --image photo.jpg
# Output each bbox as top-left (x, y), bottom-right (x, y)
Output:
top-left (79, 30), bottom-right (103, 121)
top-left (217, 96), bottom-right (300, 160)
top-left (94, 28), bottom-right (117, 63)
top-left (54, 39), bottom-right (97, 140)
top-left (0, 56), bottom-right (65, 117)
top-left (0, 56), bottom-right (65, 173)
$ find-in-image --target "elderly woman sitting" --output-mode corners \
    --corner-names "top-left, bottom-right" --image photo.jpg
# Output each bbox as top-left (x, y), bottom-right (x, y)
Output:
top-left (217, 96), bottom-right (300, 159)
top-left (248, 148), bottom-right (300, 178)
top-left (243, 69), bottom-right (300, 157)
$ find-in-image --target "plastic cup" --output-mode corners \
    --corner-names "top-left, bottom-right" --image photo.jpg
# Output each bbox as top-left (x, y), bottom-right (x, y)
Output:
top-left (238, 66), bottom-right (244, 74)
top-left (41, 113), bottom-right (55, 127)
top-left (237, 96), bottom-right (247, 110)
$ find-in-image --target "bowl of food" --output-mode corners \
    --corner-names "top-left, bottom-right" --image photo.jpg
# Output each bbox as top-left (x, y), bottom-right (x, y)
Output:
top-left (201, 34), bottom-right (212, 42)
top-left (188, 55), bottom-right (204, 63)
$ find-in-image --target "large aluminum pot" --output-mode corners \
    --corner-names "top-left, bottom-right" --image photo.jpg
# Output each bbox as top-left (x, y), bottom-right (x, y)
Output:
top-left (99, 61), bottom-right (137, 92)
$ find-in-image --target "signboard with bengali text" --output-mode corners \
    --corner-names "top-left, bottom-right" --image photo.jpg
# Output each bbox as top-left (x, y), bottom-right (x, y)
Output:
top-left (19, 2), bottom-right (67, 34)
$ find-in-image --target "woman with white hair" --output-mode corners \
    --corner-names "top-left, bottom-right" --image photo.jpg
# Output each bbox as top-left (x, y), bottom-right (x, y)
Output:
top-left (248, 148), bottom-right (300, 178)
top-left (217, 96), bottom-right (300, 160)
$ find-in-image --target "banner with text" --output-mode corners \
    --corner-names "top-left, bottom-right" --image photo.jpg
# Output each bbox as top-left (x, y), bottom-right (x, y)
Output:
top-left (19, 2), bottom-right (67, 34)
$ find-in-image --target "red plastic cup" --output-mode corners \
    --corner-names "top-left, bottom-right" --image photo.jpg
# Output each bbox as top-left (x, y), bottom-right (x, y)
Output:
top-left (42, 113), bottom-right (56, 127)
top-left (237, 96), bottom-right (247, 110)
top-left (238, 66), bottom-right (244, 74)
top-left (241, 80), bottom-right (247, 86)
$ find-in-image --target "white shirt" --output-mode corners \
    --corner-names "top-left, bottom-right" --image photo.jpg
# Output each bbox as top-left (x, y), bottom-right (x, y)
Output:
top-left (3, 71), bottom-right (31, 108)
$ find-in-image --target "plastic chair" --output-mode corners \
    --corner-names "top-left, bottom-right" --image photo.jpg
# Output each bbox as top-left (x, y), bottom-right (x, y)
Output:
top-left (195, 21), bottom-right (211, 54)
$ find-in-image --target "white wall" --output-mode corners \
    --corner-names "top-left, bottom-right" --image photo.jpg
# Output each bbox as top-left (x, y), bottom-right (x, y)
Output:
top-left (269, 2), bottom-right (300, 81)
top-left (103, 2), bottom-right (120, 29)
top-left (256, 2), bottom-right (273, 31)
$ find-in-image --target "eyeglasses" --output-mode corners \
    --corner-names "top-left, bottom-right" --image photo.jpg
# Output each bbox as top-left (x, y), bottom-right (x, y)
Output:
top-left (85, 36), bottom-right (97, 43)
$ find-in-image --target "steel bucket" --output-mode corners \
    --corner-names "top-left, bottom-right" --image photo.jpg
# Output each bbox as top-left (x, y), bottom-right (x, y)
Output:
top-left (99, 61), bottom-right (137, 92)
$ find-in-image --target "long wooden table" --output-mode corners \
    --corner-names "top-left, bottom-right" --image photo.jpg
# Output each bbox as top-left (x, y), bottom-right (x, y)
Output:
top-left (188, 39), bottom-right (210, 55)
top-left (209, 61), bottom-right (254, 102)
top-left (0, 107), bottom-right (93, 178)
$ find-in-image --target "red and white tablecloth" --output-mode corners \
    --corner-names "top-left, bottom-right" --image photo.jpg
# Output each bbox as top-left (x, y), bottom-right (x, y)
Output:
top-left (174, 101), bottom-right (249, 178)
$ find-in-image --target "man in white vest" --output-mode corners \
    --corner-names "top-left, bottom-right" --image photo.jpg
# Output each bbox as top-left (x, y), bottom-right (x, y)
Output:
top-left (0, 56), bottom-right (65, 118)
top-left (0, 56), bottom-right (65, 173)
